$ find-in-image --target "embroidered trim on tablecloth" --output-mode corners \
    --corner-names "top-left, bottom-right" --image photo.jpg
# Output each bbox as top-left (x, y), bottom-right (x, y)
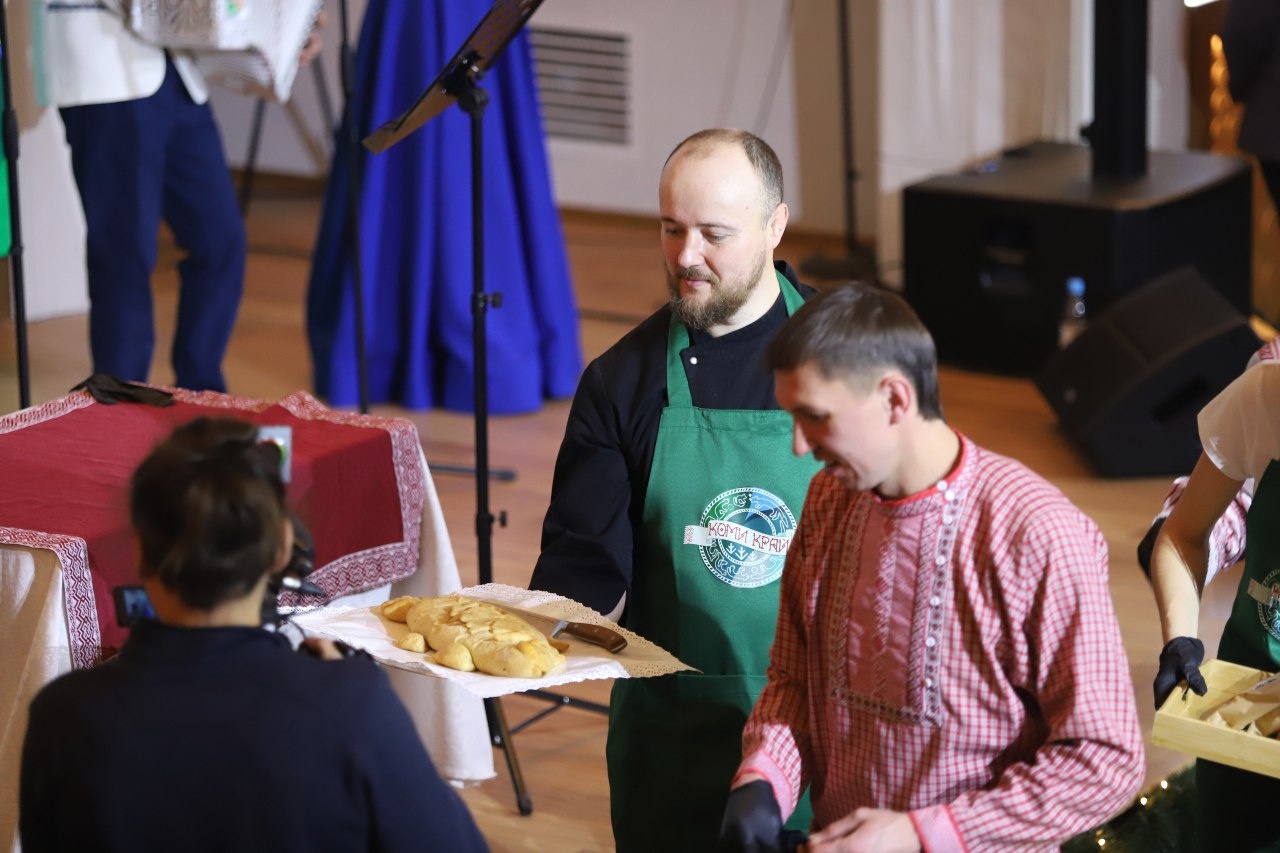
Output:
top-left (174, 389), bottom-right (425, 603)
top-left (0, 391), bottom-right (95, 435)
top-left (0, 389), bottom-right (425, 667)
top-left (0, 527), bottom-right (99, 670)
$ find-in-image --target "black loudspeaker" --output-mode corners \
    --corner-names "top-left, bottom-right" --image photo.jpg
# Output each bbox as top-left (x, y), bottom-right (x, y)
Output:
top-left (902, 141), bottom-right (1252, 373)
top-left (1035, 267), bottom-right (1261, 477)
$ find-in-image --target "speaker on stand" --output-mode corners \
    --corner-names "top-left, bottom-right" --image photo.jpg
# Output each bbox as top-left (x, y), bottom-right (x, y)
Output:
top-left (901, 0), bottom-right (1253, 376)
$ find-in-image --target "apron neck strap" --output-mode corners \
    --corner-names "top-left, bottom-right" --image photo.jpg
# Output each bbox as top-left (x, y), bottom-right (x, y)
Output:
top-left (665, 269), bottom-right (805, 408)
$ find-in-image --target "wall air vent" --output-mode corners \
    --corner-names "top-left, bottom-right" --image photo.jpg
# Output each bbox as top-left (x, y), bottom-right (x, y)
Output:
top-left (528, 26), bottom-right (630, 145)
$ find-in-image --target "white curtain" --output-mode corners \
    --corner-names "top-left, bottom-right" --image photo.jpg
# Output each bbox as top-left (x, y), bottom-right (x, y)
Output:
top-left (876, 0), bottom-right (1082, 281)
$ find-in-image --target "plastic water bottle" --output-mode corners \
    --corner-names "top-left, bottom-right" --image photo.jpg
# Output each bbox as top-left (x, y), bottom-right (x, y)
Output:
top-left (1059, 276), bottom-right (1087, 348)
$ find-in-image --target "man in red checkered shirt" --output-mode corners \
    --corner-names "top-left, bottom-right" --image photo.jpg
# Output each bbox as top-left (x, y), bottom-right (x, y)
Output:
top-left (719, 283), bottom-right (1144, 852)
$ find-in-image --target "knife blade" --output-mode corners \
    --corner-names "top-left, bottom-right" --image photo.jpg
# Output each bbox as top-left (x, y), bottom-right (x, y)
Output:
top-left (481, 601), bottom-right (628, 654)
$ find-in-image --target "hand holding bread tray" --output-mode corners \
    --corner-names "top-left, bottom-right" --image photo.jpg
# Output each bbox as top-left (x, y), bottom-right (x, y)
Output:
top-left (291, 583), bottom-right (696, 699)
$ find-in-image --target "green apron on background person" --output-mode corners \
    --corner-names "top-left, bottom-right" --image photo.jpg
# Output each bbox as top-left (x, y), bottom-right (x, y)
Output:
top-left (1196, 460), bottom-right (1280, 853)
top-left (607, 272), bottom-right (818, 852)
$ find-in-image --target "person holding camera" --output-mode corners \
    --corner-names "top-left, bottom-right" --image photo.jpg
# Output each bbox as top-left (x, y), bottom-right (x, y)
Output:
top-left (19, 417), bottom-right (486, 853)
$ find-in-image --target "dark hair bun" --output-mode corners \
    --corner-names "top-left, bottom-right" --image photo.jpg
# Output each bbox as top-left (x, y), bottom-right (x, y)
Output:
top-left (130, 418), bottom-right (288, 610)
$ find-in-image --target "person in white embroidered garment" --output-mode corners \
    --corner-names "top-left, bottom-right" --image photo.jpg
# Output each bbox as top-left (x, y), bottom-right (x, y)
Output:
top-left (1134, 339), bottom-right (1279, 590)
top-left (1148, 351), bottom-right (1280, 852)
top-left (719, 283), bottom-right (1144, 853)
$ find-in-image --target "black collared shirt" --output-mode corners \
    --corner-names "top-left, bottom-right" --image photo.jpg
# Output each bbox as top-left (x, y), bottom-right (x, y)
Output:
top-left (530, 261), bottom-right (814, 612)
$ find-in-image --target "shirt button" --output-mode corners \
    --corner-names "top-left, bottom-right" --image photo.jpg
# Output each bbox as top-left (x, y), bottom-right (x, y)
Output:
top-left (944, 490), bottom-right (956, 502)
top-left (935, 555), bottom-right (946, 567)
top-left (924, 677), bottom-right (934, 688)
top-left (929, 596), bottom-right (942, 607)
top-left (936, 480), bottom-right (948, 492)
top-left (689, 356), bottom-right (698, 365)
top-left (924, 635), bottom-right (937, 648)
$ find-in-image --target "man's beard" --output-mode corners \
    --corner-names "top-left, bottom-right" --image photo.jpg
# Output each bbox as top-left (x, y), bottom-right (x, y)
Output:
top-left (666, 251), bottom-right (768, 330)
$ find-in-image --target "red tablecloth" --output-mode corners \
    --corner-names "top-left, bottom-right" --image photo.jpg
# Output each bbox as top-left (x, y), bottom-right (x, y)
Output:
top-left (0, 389), bottom-right (425, 667)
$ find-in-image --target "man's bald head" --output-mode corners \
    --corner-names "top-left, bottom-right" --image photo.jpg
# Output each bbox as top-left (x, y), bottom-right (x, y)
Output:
top-left (664, 129), bottom-right (784, 223)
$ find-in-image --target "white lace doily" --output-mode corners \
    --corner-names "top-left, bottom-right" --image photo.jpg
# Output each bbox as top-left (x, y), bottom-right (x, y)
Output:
top-left (291, 583), bottom-right (696, 698)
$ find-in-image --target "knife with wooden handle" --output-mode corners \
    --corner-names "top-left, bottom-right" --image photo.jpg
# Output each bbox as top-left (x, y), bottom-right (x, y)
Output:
top-left (483, 601), bottom-right (628, 654)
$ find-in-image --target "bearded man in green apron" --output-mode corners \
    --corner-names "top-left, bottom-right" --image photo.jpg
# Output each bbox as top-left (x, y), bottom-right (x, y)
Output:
top-left (1151, 358), bottom-right (1280, 852)
top-left (530, 129), bottom-right (820, 851)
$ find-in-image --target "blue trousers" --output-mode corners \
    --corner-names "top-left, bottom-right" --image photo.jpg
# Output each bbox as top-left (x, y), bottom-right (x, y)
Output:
top-left (59, 61), bottom-right (246, 392)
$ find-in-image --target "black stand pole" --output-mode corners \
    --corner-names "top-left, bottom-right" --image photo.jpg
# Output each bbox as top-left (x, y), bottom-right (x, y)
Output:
top-left (443, 34), bottom-right (605, 801)
top-left (336, 0), bottom-right (371, 414)
top-left (239, 98), bottom-right (269, 216)
top-left (425, 68), bottom-right (515, 487)
top-left (240, 62), bottom-right (337, 217)
top-left (453, 73), bottom-right (532, 817)
top-left (234, 21), bottom-right (361, 410)
top-left (799, 0), bottom-right (877, 283)
top-left (0, 8), bottom-right (30, 410)
top-left (359, 0), bottom-right (580, 814)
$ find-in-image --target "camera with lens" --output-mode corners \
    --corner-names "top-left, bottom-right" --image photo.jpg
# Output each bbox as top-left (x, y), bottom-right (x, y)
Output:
top-left (113, 512), bottom-right (322, 629)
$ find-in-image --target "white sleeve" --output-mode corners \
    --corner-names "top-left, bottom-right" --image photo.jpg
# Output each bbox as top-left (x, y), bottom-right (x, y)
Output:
top-left (1198, 361), bottom-right (1280, 482)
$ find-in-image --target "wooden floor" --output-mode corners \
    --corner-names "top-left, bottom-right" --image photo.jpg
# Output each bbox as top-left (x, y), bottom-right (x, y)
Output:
top-left (0, 181), bottom-right (1241, 851)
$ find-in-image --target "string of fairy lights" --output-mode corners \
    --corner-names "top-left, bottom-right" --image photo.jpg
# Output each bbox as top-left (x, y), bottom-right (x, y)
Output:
top-left (1062, 769), bottom-right (1192, 853)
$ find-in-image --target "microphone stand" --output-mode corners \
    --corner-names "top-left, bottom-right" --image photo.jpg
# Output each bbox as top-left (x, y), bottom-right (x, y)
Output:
top-left (361, 0), bottom-right (611, 814)
top-left (449, 71), bottom-right (531, 815)
top-left (240, 56), bottom-right (337, 214)
top-left (0, 6), bottom-right (30, 409)
top-left (336, 0), bottom-right (371, 414)
top-left (799, 0), bottom-right (877, 283)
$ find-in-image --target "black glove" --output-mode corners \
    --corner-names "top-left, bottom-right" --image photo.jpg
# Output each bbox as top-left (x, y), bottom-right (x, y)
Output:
top-left (1136, 516), bottom-right (1165, 579)
top-left (71, 374), bottom-right (174, 407)
top-left (1153, 636), bottom-right (1208, 708)
top-left (720, 780), bottom-right (787, 853)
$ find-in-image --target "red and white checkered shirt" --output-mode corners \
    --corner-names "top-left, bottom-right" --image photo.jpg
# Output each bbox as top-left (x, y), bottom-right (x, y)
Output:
top-left (738, 434), bottom-right (1144, 852)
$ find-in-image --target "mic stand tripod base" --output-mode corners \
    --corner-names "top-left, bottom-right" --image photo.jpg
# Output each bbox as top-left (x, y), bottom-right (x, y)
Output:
top-left (429, 462), bottom-right (517, 482)
top-left (485, 697), bottom-right (533, 815)
top-left (509, 689), bottom-right (611, 735)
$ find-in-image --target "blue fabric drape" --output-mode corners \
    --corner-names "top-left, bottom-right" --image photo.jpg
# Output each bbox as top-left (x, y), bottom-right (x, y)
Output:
top-left (307, 0), bottom-right (582, 413)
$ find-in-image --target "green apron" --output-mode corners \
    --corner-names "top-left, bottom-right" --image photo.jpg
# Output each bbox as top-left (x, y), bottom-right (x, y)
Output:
top-left (1196, 461), bottom-right (1280, 852)
top-left (607, 272), bottom-right (819, 852)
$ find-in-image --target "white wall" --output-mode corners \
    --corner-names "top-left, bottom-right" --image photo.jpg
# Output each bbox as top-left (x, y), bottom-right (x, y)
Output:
top-left (9, 0), bottom-right (90, 321)
top-left (531, 0), bottom-right (803, 224)
top-left (208, 0), bottom-right (361, 179)
top-left (790, 0), bottom-right (880, 241)
top-left (211, 0), bottom-right (809, 228)
top-left (6, 0), bottom-right (1200, 321)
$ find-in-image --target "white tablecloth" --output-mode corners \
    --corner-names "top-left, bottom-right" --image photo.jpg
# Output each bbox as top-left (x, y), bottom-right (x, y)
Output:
top-left (0, 447), bottom-right (494, 853)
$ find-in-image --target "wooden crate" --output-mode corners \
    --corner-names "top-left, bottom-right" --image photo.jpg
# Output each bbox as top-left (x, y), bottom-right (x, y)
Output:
top-left (1152, 658), bottom-right (1280, 779)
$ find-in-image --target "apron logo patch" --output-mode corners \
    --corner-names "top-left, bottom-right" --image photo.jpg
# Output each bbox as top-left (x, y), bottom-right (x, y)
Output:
top-left (684, 487), bottom-right (797, 588)
top-left (1251, 570), bottom-right (1280, 643)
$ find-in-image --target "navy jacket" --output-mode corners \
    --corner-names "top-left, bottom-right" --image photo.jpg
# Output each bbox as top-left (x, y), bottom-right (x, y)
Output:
top-left (20, 620), bottom-right (488, 853)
